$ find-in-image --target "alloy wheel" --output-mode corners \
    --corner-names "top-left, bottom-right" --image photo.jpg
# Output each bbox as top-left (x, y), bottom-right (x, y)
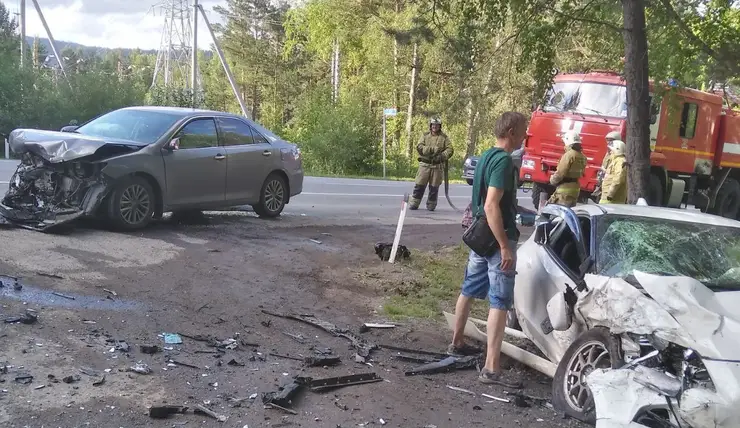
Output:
top-left (120, 184), bottom-right (152, 225)
top-left (264, 179), bottom-right (285, 213)
top-left (563, 340), bottom-right (610, 412)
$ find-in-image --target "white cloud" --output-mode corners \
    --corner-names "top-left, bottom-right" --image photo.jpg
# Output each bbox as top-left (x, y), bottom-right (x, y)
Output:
top-left (9, 0), bottom-right (226, 50)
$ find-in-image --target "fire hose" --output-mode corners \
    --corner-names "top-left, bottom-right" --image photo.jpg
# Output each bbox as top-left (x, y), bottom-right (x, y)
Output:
top-left (444, 160), bottom-right (461, 212)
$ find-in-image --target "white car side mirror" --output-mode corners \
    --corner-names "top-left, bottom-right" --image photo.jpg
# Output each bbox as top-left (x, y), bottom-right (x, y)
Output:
top-left (547, 293), bottom-right (572, 331)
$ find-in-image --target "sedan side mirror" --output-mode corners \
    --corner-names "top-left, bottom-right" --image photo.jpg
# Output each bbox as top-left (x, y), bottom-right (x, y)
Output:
top-left (165, 137), bottom-right (180, 151)
top-left (60, 125), bottom-right (79, 133)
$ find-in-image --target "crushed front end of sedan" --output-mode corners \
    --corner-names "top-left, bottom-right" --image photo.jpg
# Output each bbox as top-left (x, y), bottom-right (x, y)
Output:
top-left (0, 129), bottom-right (145, 231)
top-left (579, 271), bottom-right (740, 428)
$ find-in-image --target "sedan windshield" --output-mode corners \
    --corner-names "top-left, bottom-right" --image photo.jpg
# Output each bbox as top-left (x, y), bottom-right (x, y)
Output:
top-left (596, 215), bottom-right (740, 290)
top-left (76, 109), bottom-right (182, 144)
top-left (542, 82), bottom-right (627, 118)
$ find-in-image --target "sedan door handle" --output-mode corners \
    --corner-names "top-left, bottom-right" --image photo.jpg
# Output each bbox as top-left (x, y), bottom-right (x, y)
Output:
top-left (262, 150), bottom-right (272, 157)
top-left (214, 154), bottom-right (225, 160)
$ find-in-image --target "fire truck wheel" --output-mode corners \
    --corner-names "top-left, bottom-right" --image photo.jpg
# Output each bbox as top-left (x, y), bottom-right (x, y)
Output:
top-left (531, 184), bottom-right (543, 207)
top-left (647, 174), bottom-right (664, 206)
top-left (713, 178), bottom-right (740, 219)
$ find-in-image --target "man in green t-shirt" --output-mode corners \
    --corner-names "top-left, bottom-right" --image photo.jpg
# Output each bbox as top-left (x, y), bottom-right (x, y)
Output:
top-left (449, 111), bottom-right (528, 389)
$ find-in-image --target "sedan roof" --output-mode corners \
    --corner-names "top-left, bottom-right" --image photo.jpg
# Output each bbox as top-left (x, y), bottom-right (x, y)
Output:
top-left (573, 204), bottom-right (740, 228)
top-left (119, 106), bottom-right (241, 118)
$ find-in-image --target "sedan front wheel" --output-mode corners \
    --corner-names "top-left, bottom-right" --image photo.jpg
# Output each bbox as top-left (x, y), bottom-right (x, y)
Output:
top-left (106, 176), bottom-right (155, 231)
top-left (253, 173), bottom-right (287, 218)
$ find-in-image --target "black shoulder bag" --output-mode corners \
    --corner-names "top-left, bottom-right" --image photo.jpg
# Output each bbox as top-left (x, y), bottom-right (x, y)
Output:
top-left (462, 150), bottom-right (504, 258)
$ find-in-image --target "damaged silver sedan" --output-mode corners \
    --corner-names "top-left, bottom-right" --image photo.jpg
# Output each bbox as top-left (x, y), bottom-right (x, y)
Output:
top-left (1, 106), bottom-right (303, 231)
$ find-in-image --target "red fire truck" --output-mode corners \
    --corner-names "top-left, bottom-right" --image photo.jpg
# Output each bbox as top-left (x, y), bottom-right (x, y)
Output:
top-left (520, 71), bottom-right (740, 219)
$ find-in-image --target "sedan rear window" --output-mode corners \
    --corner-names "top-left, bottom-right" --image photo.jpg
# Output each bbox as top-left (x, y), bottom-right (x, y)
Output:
top-left (596, 215), bottom-right (740, 290)
top-left (76, 109), bottom-right (182, 144)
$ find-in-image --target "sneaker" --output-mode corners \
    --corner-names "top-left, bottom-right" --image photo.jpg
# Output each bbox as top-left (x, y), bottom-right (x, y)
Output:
top-left (478, 368), bottom-right (523, 389)
top-left (427, 206), bottom-right (436, 211)
top-left (409, 205), bottom-right (419, 210)
top-left (446, 343), bottom-right (482, 356)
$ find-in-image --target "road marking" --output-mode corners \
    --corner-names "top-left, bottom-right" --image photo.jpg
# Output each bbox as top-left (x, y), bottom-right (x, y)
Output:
top-left (0, 181), bottom-right (8, 184)
top-left (302, 192), bottom-right (528, 200)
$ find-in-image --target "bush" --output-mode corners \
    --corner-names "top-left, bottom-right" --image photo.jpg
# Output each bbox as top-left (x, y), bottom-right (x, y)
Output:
top-left (284, 87), bottom-right (379, 176)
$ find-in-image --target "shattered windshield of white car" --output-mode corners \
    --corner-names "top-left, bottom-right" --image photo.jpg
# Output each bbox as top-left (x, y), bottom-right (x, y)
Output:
top-left (595, 215), bottom-right (740, 289)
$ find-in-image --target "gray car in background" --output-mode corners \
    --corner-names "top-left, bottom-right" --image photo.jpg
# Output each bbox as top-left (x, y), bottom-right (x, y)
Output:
top-left (462, 147), bottom-right (524, 186)
top-left (1, 106), bottom-right (303, 231)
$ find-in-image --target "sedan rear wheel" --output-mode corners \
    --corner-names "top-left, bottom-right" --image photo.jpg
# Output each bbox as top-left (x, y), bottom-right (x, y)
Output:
top-left (253, 173), bottom-right (287, 218)
top-left (106, 176), bottom-right (155, 231)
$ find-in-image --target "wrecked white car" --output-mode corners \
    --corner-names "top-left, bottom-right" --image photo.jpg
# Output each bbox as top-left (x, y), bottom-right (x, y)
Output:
top-left (1, 106), bottom-right (303, 231)
top-left (509, 204), bottom-right (740, 427)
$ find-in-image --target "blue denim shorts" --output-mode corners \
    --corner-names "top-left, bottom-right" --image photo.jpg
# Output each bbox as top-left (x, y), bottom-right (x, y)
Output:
top-left (460, 241), bottom-right (517, 310)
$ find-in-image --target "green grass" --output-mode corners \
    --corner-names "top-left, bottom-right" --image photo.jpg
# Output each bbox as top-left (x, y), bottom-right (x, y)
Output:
top-left (382, 244), bottom-right (489, 320)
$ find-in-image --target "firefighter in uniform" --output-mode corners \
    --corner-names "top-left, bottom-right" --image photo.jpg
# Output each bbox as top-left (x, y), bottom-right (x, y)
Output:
top-left (599, 139), bottom-right (628, 204)
top-left (548, 130), bottom-right (587, 207)
top-left (410, 118), bottom-right (454, 211)
top-left (592, 131), bottom-right (622, 200)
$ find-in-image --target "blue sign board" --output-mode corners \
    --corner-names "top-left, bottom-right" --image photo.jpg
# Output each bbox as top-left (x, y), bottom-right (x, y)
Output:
top-left (383, 108), bottom-right (398, 117)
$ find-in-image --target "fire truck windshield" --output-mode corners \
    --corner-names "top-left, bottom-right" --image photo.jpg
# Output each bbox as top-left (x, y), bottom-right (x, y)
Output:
top-left (542, 82), bottom-right (627, 118)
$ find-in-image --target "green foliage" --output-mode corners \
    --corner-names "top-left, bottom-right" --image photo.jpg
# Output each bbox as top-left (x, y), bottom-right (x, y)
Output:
top-left (284, 86), bottom-right (379, 175)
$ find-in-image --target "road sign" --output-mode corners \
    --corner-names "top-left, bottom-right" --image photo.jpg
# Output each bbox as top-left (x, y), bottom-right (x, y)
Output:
top-left (383, 108), bottom-right (397, 117)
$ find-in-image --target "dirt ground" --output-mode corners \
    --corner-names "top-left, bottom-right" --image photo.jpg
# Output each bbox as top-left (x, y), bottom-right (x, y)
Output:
top-left (0, 211), bottom-right (586, 428)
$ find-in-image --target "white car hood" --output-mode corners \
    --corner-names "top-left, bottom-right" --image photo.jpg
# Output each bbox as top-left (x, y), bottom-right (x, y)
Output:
top-left (578, 271), bottom-right (740, 428)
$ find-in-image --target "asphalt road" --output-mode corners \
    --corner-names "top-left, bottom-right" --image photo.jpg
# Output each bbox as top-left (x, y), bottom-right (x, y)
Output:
top-left (0, 159), bottom-right (536, 226)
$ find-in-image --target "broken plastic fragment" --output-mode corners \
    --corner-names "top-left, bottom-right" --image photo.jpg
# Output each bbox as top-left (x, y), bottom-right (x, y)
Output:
top-left (162, 333), bottom-right (183, 344)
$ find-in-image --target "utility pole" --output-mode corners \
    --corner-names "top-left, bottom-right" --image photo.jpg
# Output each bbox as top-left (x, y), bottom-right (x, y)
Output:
top-left (197, 3), bottom-right (249, 118)
top-left (19, 0), bottom-right (26, 67)
top-left (30, 0), bottom-right (70, 87)
top-left (191, 0), bottom-right (198, 107)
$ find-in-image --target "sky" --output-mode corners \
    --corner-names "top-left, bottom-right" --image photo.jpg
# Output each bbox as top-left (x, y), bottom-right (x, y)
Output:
top-left (2, 0), bottom-right (227, 50)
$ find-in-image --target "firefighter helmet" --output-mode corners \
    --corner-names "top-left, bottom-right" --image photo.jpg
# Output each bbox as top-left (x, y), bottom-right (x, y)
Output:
top-left (610, 140), bottom-right (626, 156)
top-left (562, 130), bottom-right (581, 147)
top-left (605, 131), bottom-right (621, 141)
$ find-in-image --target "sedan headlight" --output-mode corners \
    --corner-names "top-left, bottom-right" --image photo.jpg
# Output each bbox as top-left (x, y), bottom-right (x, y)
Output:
top-left (522, 159), bottom-right (536, 170)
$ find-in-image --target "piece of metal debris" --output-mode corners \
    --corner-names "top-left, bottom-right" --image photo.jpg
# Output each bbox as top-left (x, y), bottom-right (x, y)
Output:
top-left (14, 375), bottom-right (33, 384)
top-left (380, 344), bottom-right (454, 359)
top-left (62, 375), bottom-right (81, 384)
top-left (304, 356), bottom-right (341, 367)
top-left (34, 384), bottom-right (46, 390)
top-left (447, 385), bottom-right (476, 395)
top-left (374, 242), bottom-right (410, 261)
top-left (128, 362), bottom-right (152, 375)
top-left (227, 359), bottom-right (244, 367)
top-left (262, 310), bottom-right (377, 357)
top-left (302, 372), bottom-right (382, 392)
top-left (264, 402), bottom-right (298, 415)
top-left (114, 341), bottom-right (130, 352)
top-left (481, 393), bottom-right (509, 403)
top-left (149, 405), bottom-right (188, 419)
top-left (36, 272), bottom-right (64, 279)
top-left (169, 359), bottom-right (199, 369)
top-left (102, 288), bottom-right (117, 297)
top-left (194, 404), bottom-right (228, 422)
top-left (4, 310), bottom-right (37, 325)
top-left (359, 323), bottom-right (397, 333)
top-left (281, 331), bottom-right (306, 344)
top-left (92, 375), bottom-right (106, 386)
top-left (51, 291), bottom-right (75, 300)
top-left (262, 378), bottom-right (305, 408)
top-left (309, 239), bottom-right (322, 244)
top-left (405, 355), bottom-right (480, 376)
top-left (140, 345), bottom-right (160, 354)
top-left (163, 333), bottom-right (183, 344)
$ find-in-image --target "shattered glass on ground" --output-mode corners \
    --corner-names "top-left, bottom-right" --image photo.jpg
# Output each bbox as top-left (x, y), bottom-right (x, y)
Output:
top-left (595, 215), bottom-right (740, 289)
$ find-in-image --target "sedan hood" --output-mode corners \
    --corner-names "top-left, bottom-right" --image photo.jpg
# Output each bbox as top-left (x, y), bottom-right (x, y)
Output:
top-left (9, 129), bottom-right (146, 163)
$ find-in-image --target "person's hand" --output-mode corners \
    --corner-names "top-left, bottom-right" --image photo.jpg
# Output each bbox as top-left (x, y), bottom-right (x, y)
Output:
top-left (500, 246), bottom-right (515, 271)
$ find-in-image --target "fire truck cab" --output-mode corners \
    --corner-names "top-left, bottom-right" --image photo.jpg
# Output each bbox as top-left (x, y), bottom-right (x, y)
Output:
top-left (520, 71), bottom-right (740, 219)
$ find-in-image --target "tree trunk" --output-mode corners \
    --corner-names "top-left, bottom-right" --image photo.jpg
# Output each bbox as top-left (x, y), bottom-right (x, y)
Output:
top-left (622, 0), bottom-right (651, 204)
top-left (405, 43), bottom-right (419, 158)
top-left (393, 0), bottom-right (402, 147)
